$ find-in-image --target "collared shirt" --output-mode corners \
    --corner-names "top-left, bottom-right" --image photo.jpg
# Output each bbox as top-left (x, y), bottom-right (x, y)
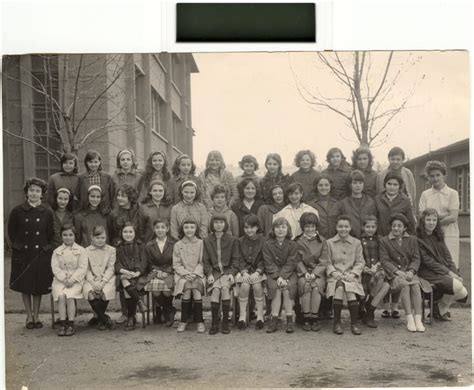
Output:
top-left (88, 172), bottom-right (101, 187)
top-left (419, 184), bottom-right (459, 237)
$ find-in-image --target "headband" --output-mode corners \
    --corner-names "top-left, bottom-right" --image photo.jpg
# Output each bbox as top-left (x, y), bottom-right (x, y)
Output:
top-left (182, 180), bottom-right (198, 189)
top-left (118, 149), bottom-right (134, 159)
top-left (57, 187), bottom-right (71, 196)
top-left (88, 185), bottom-right (102, 193)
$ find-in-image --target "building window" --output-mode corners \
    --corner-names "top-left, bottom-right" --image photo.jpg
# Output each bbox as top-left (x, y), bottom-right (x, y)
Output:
top-left (171, 54), bottom-right (183, 92)
top-left (31, 55), bottom-right (61, 181)
top-left (135, 66), bottom-right (145, 120)
top-left (151, 88), bottom-right (165, 138)
top-left (456, 166), bottom-right (470, 212)
top-left (172, 114), bottom-right (186, 151)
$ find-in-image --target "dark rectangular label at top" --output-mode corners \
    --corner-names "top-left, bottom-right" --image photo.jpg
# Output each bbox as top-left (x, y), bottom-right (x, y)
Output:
top-left (176, 3), bottom-right (316, 42)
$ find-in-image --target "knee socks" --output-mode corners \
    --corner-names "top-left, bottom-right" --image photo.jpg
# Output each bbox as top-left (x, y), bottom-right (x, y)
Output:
top-left (126, 298), bottom-right (138, 317)
top-left (181, 299), bottom-right (191, 323)
top-left (333, 299), bottom-right (343, 324)
top-left (347, 300), bottom-right (360, 325)
top-left (238, 297), bottom-right (248, 322)
top-left (193, 300), bottom-right (204, 323)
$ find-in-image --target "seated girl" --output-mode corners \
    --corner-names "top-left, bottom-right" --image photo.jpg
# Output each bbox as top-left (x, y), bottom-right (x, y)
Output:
top-left (326, 215), bottom-right (365, 335)
top-left (379, 213), bottom-right (425, 332)
top-left (295, 212), bottom-right (328, 332)
top-left (203, 214), bottom-right (240, 335)
top-left (417, 208), bottom-right (468, 321)
top-left (51, 224), bottom-right (88, 336)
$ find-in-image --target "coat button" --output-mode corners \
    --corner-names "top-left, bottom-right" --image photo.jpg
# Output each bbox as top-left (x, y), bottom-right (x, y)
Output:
top-left (398, 265), bottom-right (401, 268)
top-left (35, 245), bottom-right (39, 249)
top-left (24, 245), bottom-right (28, 249)
top-left (36, 232), bottom-right (40, 235)
top-left (25, 231), bottom-right (28, 235)
top-left (36, 218), bottom-right (40, 222)
top-left (25, 218), bottom-right (29, 222)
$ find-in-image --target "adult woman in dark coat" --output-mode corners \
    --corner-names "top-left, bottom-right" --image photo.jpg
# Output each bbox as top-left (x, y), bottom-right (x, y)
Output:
top-left (417, 208), bottom-right (468, 321)
top-left (8, 177), bottom-right (54, 329)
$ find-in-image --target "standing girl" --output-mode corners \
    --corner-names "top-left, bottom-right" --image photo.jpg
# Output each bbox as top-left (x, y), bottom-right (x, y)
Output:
top-left (231, 177), bottom-right (265, 236)
top-left (291, 150), bottom-right (321, 202)
top-left (51, 224), bottom-right (88, 336)
top-left (339, 170), bottom-right (377, 238)
top-left (263, 217), bottom-right (298, 333)
top-left (203, 214), bottom-right (240, 335)
top-left (236, 214), bottom-right (266, 330)
top-left (307, 175), bottom-right (340, 239)
top-left (138, 151), bottom-right (171, 202)
top-left (110, 184), bottom-right (145, 244)
top-left (112, 149), bottom-right (142, 192)
top-left (260, 153), bottom-right (294, 204)
top-left (322, 147), bottom-right (352, 200)
top-left (351, 147), bottom-right (378, 198)
top-left (173, 218), bottom-right (206, 333)
top-left (115, 223), bottom-right (148, 331)
top-left (168, 154), bottom-right (201, 205)
top-left (374, 172), bottom-right (416, 236)
top-left (236, 155), bottom-right (260, 185)
top-left (51, 188), bottom-right (75, 249)
top-left (208, 184), bottom-right (240, 237)
top-left (274, 182), bottom-right (319, 239)
top-left (77, 150), bottom-right (115, 212)
top-left (170, 181), bottom-right (209, 241)
top-left (143, 219), bottom-right (176, 326)
top-left (419, 161), bottom-right (460, 269)
top-left (257, 184), bottom-right (286, 237)
top-left (199, 150), bottom-right (238, 210)
top-left (47, 152), bottom-right (80, 211)
top-left (326, 215), bottom-right (365, 335)
top-left (417, 208), bottom-right (468, 321)
top-left (8, 178), bottom-right (54, 329)
top-left (379, 213), bottom-right (424, 332)
top-left (295, 213), bottom-right (328, 331)
top-left (74, 185), bottom-right (111, 247)
top-left (140, 179), bottom-right (172, 242)
top-left (83, 225), bottom-right (116, 330)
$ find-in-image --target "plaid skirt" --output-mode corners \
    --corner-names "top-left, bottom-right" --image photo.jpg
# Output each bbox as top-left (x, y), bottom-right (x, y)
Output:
top-left (235, 272), bottom-right (267, 285)
top-left (207, 274), bottom-right (233, 293)
top-left (144, 274), bottom-right (174, 292)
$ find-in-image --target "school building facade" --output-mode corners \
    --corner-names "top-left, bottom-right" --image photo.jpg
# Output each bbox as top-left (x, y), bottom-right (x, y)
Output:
top-left (404, 138), bottom-right (470, 237)
top-left (2, 53), bottom-right (199, 217)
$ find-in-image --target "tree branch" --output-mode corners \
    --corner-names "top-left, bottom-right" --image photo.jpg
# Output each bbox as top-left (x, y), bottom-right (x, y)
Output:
top-left (3, 129), bottom-right (61, 160)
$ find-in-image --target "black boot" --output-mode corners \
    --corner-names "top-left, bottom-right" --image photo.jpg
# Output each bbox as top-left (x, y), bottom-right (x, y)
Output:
top-left (286, 315), bottom-right (295, 333)
top-left (302, 313), bottom-right (312, 331)
top-left (348, 300), bottom-right (362, 335)
top-left (266, 316), bottom-right (278, 333)
top-left (180, 299), bottom-right (191, 324)
top-left (209, 302), bottom-right (219, 335)
top-left (333, 299), bottom-right (343, 335)
top-left (221, 300), bottom-right (231, 334)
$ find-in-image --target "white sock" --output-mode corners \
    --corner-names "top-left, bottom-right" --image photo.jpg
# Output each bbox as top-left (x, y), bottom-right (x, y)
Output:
top-left (406, 314), bottom-right (416, 332)
top-left (414, 314), bottom-right (425, 332)
top-left (238, 298), bottom-right (248, 322)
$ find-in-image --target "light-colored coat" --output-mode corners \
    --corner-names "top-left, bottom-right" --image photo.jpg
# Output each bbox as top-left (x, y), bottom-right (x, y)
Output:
top-left (51, 243), bottom-right (88, 301)
top-left (274, 203), bottom-right (319, 239)
top-left (83, 244), bottom-right (116, 300)
top-left (326, 235), bottom-right (365, 297)
top-left (173, 236), bottom-right (206, 296)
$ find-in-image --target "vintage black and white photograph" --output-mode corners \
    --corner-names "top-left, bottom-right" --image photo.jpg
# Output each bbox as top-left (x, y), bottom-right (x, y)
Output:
top-left (2, 50), bottom-right (471, 388)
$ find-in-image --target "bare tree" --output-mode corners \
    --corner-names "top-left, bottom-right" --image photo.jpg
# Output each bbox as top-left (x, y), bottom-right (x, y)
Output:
top-left (290, 51), bottom-right (423, 147)
top-left (3, 54), bottom-right (139, 160)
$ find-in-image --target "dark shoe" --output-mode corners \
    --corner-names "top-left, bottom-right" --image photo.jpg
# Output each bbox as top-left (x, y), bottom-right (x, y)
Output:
top-left (266, 317), bottom-right (278, 333)
top-left (34, 321), bottom-right (43, 329)
top-left (124, 317), bottom-right (136, 331)
top-left (106, 317), bottom-right (115, 330)
top-left (366, 317), bottom-right (378, 328)
top-left (311, 319), bottom-right (321, 332)
top-left (238, 320), bottom-right (246, 330)
top-left (88, 316), bottom-right (99, 326)
top-left (432, 302), bottom-right (442, 320)
top-left (222, 320), bottom-right (231, 334)
top-left (381, 310), bottom-right (390, 318)
top-left (351, 324), bottom-right (362, 335)
top-left (209, 325), bottom-right (219, 335)
top-left (26, 321), bottom-right (35, 330)
top-left (57, 325), bottom-right (66, 336)
top-left (391, 310), bottom-right (401, 319)
top-left (255, 320), bottom-right (264, 330)
top-left (333, 323), bottom-right (343, 335)
top-left (302, 321), bottom-right (311, 331)
top-left (98, 322), bottom-right (107, 331)
top-left (65, 325), bottom-right (75, 336)
top-left (286, 317), bottom-right (295, 334)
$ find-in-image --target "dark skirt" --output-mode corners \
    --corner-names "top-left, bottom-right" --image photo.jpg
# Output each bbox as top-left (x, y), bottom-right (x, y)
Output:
top-left (266, 274), bottom-right (297, 300)
top-left (426, 275), bottom-right (455, 295)
top-left (10, 249), bottom-right (53, 295)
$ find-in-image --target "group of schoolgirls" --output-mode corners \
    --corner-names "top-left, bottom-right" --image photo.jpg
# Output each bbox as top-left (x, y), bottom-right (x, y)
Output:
top-left (21, 145), bottom-right (467, 337)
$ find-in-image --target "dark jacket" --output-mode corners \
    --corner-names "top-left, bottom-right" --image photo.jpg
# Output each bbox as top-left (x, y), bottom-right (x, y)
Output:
top-left (307, 196), bottom-right (340, 239)
top-left (203, 233), bottom-right (240, 278)
top-left (291, 168), bottom-right (322, 202)
top-left (374, 192), bottom-right (416, 236)
top-left (73, 207), bottom-right (111, 247)
top-left (139, 201), bottom-right (172, 242)
top-left (339, 195), bottom-right (377, 238)
top-left (237, 234), bottom-right (266, 274)
top-left (417, 234), bottom-right (459, 283)
top-left (295, 234), bottom-right (328, 278)
top-left (47, 172), bottom-right (80, 211)
top-left (322, 162), bottom-right (352, 200)
top-left (144, 237), bottom-right (176, 274)
top-left (77, 171), bottom-right (116, 212)
top-left (52, 209), bottom-right (74, 249)
top-left (115, 240), bottom-right (148, 290)
top-left (109, 204), bottom-right (146, 244)
top-left (262, 238), bottom-right (298, 280)
top-left (231, 199), bottom-right (265, 237)
top-left (379, 233), bottom-right (420, 279)
top-left (260, 173), bottom-right (294, 204)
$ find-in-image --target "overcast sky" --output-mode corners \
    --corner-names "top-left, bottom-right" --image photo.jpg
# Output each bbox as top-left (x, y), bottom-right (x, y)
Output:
top-left (190, 51), bottom-right (469, 171)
